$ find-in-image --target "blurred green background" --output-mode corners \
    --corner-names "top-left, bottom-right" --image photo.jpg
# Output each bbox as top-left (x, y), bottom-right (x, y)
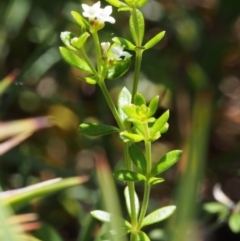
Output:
top-left (1, 0), bottom-right (240, 240)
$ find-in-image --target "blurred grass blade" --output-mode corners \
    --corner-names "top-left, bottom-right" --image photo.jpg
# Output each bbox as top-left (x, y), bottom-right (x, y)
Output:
top-left (168, 91), bottom-right (213, 241)
top-left (1, 177), bottom-right (88, 210)
top-left (0, 71), bottom-right (18, 97)
top-left (95, 149), bottom-right (127, 241)
top-left (0, 116), bottom-right (52, 141)
top-left (0, 132), bottom-right (32, 155)
top-left (0, 187), bottom-right (24, 241)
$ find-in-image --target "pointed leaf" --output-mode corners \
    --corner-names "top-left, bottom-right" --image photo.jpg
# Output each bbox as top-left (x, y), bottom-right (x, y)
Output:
top-left (71, 32), bottom-right (90, 49)
top-left (152, 150), bottom-right (182, 176)
top-left (79, 123), bottom-right (119, 136)
top-left (144, 31), bottom-right (165, 50)
top-left (203, 202), bottom-right (229, 216)
top-left (124, 186), bottom-right (140, 217)
top-left (160, 123), bottom-right (169, 134)
top-left (80, 76), bottom-right (98, 85)
top-left (59, 47), bottom-right (92, 73)
top-left (137, 231), bottom-right (150, 241)
top-left (229, 213), bottom-right (240, 233)
top-left (106, 0), bottom-right (128, 8)
top-left (112, 37), bottom-right (136, 51)
top-left (101, 227), bottom-right (130, 240)
top-left (134, 93), bottom-right (146, 106)
top-left (91, 210), bottom-right (131, 227)
top-left (150, 110), bottom-right (169, 137)
top-left (129, 145), bottom-right (147, 173)
top-left (118, 6), bottom-right (132, 11)
top-left (118, 87), bottom-right (132, 125)
top-left (148, 96), bottom-right (159, 117)
top-left (120, 131), bottom-right (144, 142)
top-left (148, 177), bottom-right (164, 186)
top-left (114, 170), bottom-right (145, 182)
top-left (106, 57), bottom-right (131, 80)
top-left (71, 11), bottom-right (89, 29)
top-left (2, 177), bottom-right (88, 210)
top-left (142, 206), bottom-right (176, 227)
top-left (129, 10), bottom-right (145, 45)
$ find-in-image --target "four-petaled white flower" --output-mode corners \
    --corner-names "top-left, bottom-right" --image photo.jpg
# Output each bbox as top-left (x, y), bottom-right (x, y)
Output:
top-left (82, 1), bottom-right (101, 21)
top-left (101, 42), bottom-right (111, 56)
top-left (82, 1), bottom-right (115, 24)
top-left (111, 45), bottom-right (132, 60)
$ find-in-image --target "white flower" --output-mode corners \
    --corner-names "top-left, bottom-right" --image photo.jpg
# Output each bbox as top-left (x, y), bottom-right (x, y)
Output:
top-left (82, 1), bottom-right (101, 20)
top-left (111, 45), bottom-right (132, 60)
top-left (101, 42), bottom-right (111, 56)
top-left (82, 1), bottom-right (115, 24)
top-left (98, 6), bottom-right (115, 24)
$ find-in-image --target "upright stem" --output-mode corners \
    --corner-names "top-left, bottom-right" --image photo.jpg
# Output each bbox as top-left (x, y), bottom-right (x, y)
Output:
top-left (80, 48), bottom-right (98, 76)
top-left (131, 50), bottom-right (143, 101)
top-left (131, 7), bottom-right (141, 47)
top-left (98, 81), bottom-right (125, 131)
top-left (92, 30), bottom-right (102, 74)
top-left (137, 123), bottom-right (152, 229)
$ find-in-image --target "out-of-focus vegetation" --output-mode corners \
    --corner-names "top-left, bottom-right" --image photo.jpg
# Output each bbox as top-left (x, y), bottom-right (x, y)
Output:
top-left (1, 0), bottom-right (240, 240)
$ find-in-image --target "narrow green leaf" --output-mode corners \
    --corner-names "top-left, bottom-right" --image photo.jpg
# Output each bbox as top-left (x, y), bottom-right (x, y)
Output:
top-left (124, 186), bottom-right (140, 217)
top-left (79, 123), bottom-right (119, 136)
top-left (229, 213), bottom-right (240, 233)
top-left (134, 93), bottom-right (146, 106)
top-left (142, 206), bottom-right (176, 227)
top-left (60, 31), bottom-right (76, 50)
top-left (106, 57), bottom-right (131, 80)
top-left (203, 202), bottom-right (229, 215)
top-left (3, 177), bottom-right (88, 210)
top-left (80, 76), bottom-right (98, 85)
top-left (152, 150), bottom-right (182, 176)
top-left (144, 31), bottom-right (165, 50)
top-left (148, 96), bottom-right (159, 117)
top-left (148, 177), bottom-right (164, 186)
top-left (71, 32), bottom-right (90, 49)
top-left (91, 210), bottom-right (130, 227)
top-left (118, 87), bottom-right (132, 125)
top-left (160, 123), bottom-right (169, 134)
top-left (120, 131), bottom-right (144, 142)
top-left (114, 170), bottom-right (145, 182)
top-left (129, 9), bottom-right (145, 45)
top-left (129, 145), bottom-right (146, 173)
top-left (59, 47), bottom-right (92, 73)
top-left (137, 0), bottom-right (148, 7)
top-left (71, 11), bottom-right (89, 29)
top-left (118, 6), bottom-right (132, 11)
top-left (101, 227), bottom-right (130, 240)
top-left (112, 37), bottom-right (136, 51)
top-left (106, 0), bottom-right (128, 8)
top-left (150, 110), bottom-right (169, 137)
top-left (137, 231), bottom-right (151, 241)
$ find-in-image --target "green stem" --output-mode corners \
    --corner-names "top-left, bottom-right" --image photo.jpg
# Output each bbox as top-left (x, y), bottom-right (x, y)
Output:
top-left (124, 143), bottom-right (137, 226)
top-left (131, 50), bottom-right (143, 101)
top-left (92, 30), bottom-right (102, 73)
top-left (79, 47), bottom-right (98, 77)
top-left (137, 123), bottom-right (152, 229)
top-left (98, 81), bottom-right (125, 131)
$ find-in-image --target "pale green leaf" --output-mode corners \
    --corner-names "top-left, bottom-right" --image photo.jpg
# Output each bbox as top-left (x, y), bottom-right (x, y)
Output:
top-left (150, 110), bottom-right (169, 137)
top-left (229, 213), bottom-right (240, 233)
top-left (120, 131), bottom-right (144, 142)
top-left (114, 170), bottom-right (145, 182)
top-left (142, 206), bottom-right (176, 227)
top-left (152, 150), bottom-right (182, 176)
top-left (148, 96), bottom-right (159, 117)
top-left (129, 10), bottom-right (145, 45)
top-left (144, 31), bottom-right (165, 50)
top-left (118, 87), bottom-right (132, 125)
top-left (79, 123), bottom-right (119, 136)
top-left (124, 186), bottom-right (140, 217)
top-left (59, 47), bottom-right (92, 73)
top-left (137, 231), bottom-right (150, 241)
top-left (101, 227), bottom-right (130, 240)
top-left (71, 11), bottom-right (89, 29)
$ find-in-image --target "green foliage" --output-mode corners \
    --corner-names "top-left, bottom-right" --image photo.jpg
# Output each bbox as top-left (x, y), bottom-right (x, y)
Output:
top-left (129, 145), bottom-right (147, 174)
top-left (79, 123), bottom-right (119, 136)
top-left (124, 187), bottom-right (140, 217)
top-left (112, 37), bottom-right (136, 51)
top-left (114, 170), bottom-right (145, 182)
top-left (144, 31), bottom-right (165, 50)
top-left (141, 206), bottom-right (176, 227)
